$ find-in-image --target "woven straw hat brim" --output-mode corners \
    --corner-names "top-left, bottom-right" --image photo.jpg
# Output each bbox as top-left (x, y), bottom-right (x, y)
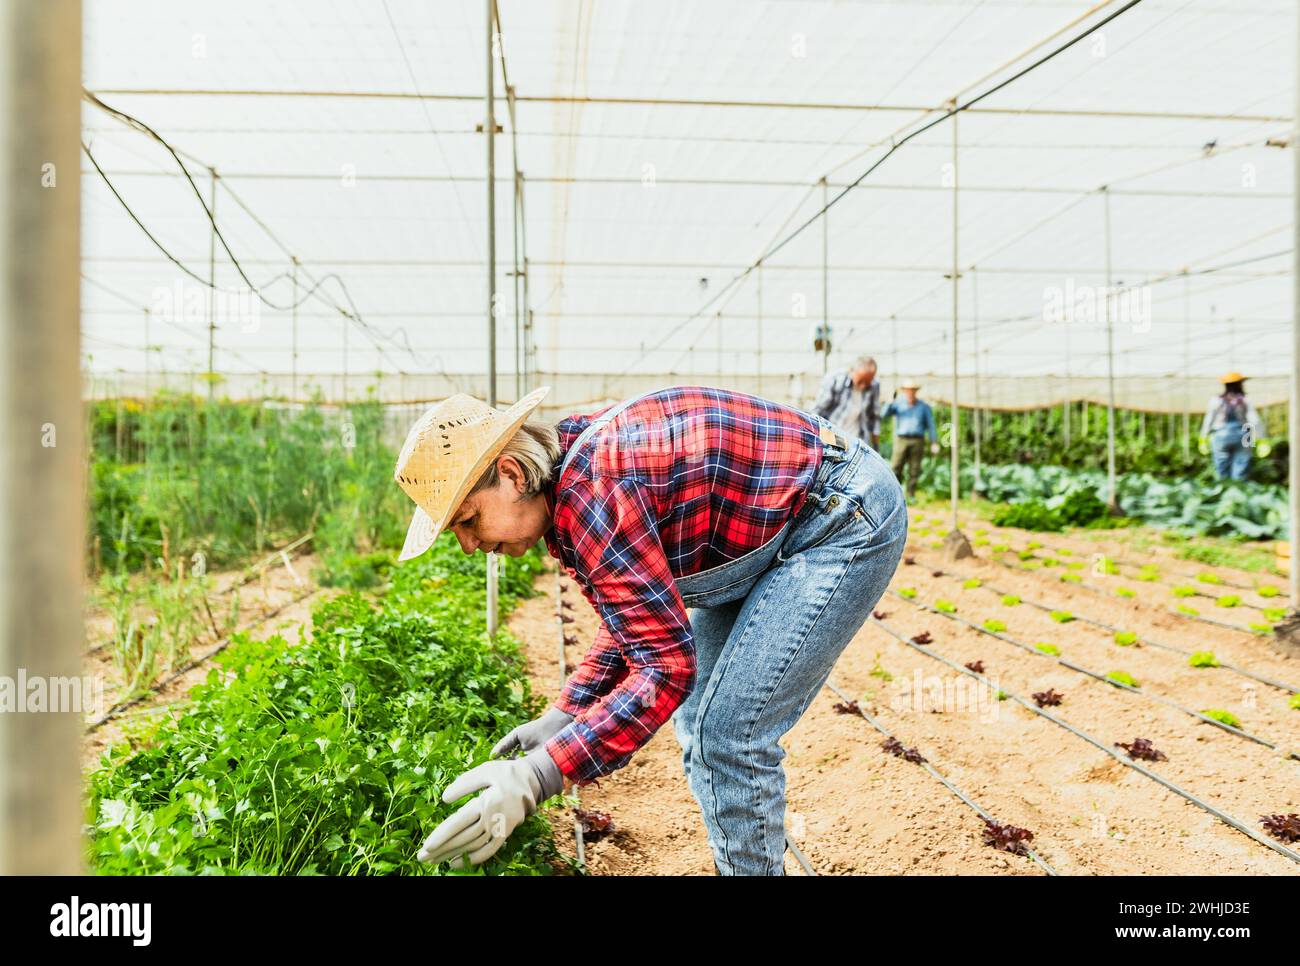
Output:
top-left (1219, 371), bottom-right (1246, 384)
top-left (394, 385), bottom-right (551, 561)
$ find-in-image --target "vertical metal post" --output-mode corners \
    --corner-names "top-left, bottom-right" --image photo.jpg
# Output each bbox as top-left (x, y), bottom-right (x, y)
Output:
top-left (485, 0), bottom-right (499, 636)
top-left (1290, 12), bottom-right (1300, 610)
top-left (1103, 186), bottom-right (1118, 511)
top-left (0, 0), bottom-right (83, 874)
top-left (972, 266), bottom-right (982, 489)
top-left (513, 167), bottom-right (521, 401)
top-left (291, 257), bottom-right (299, 403)
top-left (821, 177), bottom-right (829, 374)
top-left (207, 167), bottom-right (217, 401)
top-left (143, 307), bottom-right (151, 400)
top-left (1063, 315), bottom-right (1071, 447)
top-left (1182, 270), bottom-right (1191, 460)
top-left (756, 262), bottom-right (763, 398)
top-left (949, 104), bottom-right (961, 534)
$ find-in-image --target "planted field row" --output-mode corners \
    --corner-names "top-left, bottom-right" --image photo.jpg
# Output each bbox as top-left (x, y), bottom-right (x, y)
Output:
top-left (86, 539), bottom-right (561, 875)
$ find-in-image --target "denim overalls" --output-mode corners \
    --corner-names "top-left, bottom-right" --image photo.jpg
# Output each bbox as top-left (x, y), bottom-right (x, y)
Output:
top-left (558, 393), bottom-right (908, 874)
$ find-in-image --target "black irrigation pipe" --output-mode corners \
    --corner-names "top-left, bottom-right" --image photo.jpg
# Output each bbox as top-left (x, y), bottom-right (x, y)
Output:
top-left (784, 833), bottom-right (818, 876)
top-left (86, 584), bottom-right (327, 732)
top-left (924, 566), bottom-right (1300, 696)
top-left (866, 615), bottom-right (1300, 866)
top-left (822, 679), bottom-right (1057, 875)
top-left (887, 589), bottom-right (1300, 762)
top-left (555, 569), bottom-right (587, 873)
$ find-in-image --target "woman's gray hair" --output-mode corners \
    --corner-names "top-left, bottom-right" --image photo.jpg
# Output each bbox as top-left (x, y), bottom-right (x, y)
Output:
top-left (469, 418), bottom-right (562, 497)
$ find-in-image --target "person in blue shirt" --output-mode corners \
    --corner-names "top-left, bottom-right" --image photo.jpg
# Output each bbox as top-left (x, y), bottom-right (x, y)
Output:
top-left (881, 380), bottom-right (938, 499)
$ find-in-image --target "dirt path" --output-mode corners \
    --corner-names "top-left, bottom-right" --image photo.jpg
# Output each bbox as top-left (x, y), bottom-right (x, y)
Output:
top-left (81, 552), bottom-right (335, 771)
top-left (507, 518), bottom-right (1300, 876)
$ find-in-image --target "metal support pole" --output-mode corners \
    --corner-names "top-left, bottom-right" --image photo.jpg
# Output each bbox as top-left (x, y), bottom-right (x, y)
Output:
top-left (1103, 186), bottom-right (1118, 512)
top-left (291, 257), bottom-right (299, 403)
top-left (821, 177), bottom-right (829, 374)
top-left (485, 0), bottom-right (499, 636)
top-left (207, 167), bottom-right (217, 401)
top-left (1290, 14), bottom-right (1300, 612)
top-left (949, 105), bottom-right (962, 537)
top-left (0, 0), bottom-right (83, 874)
top-left (513, 167), bottom-right (521, 401)
top-left (756, 262), bottom-right (763, 398)
top-left (1182, 270), bottom-right (1191, 460)
top-left (972, 266), bottom-right (982, 490)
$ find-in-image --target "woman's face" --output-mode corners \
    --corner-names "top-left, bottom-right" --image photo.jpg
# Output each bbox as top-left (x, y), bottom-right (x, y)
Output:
top-left (446, 455), bottom-right (552, 557)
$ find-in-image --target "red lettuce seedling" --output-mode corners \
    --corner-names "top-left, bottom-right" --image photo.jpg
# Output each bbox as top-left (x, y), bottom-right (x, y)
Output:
top-left (563, 634), bottom-right (578, 646)
top-left (911, 631), bottom-right (933, 645)
top-left (833, 699), bottom-right (861, 715)
top-left (561, 614), bottom-right (575, 624)
top-left (982, 817), bottom-right (1034, 855)
top-left (561, 599), bottom-right (573, 611)
top-left (965, 660), bottom-right (986, 674)
top-left (1115, 737), bottom-right (1166, 761)
top-left (1260, 813), bottom-right (1300, 843)
top-left (931, 570), bottom-right (944, 578)
top-left (881, 736), bottom-right (926, 763)
top-left (574, 807), bottom-right (615, 841)
top-left (1032, 688), bottom-right (1064, 707)
top-left (904, 556), bottom-right (916, 566)
top-left (872, 610), bottom-right (888, 619)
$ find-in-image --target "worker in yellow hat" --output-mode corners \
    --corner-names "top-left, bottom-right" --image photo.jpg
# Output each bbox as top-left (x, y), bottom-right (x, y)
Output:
top-left (1198, 372), bottom-right (1266, 480)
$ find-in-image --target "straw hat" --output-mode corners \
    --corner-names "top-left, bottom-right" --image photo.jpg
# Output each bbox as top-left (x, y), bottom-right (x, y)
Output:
top-left (1219, 371), bottom-right (1245, 384)
top-left (900, 379), bottom-right (921, 390)
top-left (393, 386), bottom-right (551, 561)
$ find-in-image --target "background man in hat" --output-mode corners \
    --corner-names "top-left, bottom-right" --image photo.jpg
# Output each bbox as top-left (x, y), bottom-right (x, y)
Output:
top-left (881, 380), bottom-right (938, 500)
top-left (1199, 371), bottom-right (1267, 481)
top-left (811, 355), bottom-right (881, 450)
top-left (394, 385), bottom-right (907, 875)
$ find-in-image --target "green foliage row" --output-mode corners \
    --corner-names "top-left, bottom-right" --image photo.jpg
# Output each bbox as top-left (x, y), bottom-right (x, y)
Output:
top-left (89, 389), bottom-right (411, 575)
top-left (86, 537), bottom-right (559, 876)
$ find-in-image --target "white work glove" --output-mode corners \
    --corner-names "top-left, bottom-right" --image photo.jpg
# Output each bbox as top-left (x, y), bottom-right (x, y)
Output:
top-left (929, 443), bottom-right (941, 455)
top-left (416, 748), bottom-right (565, 869)
top-left (491, 706), bottom-right (575, 758)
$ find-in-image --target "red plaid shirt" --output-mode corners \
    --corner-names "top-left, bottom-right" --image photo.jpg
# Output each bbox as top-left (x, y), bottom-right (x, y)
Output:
top-left (541, 386), bottom-right (824, 785)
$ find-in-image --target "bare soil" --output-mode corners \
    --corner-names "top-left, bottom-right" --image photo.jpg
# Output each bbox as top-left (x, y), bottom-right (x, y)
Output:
top-left (506, 514), bottom-right (1300, 876)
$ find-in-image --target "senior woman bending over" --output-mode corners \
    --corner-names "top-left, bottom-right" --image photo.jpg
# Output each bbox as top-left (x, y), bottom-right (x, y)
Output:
top-left (393, 384), bottom-right (907, 875)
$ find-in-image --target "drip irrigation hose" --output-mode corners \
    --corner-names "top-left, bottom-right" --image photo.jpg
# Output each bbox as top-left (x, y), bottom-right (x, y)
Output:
top-left (866, 613), bottom-right (1300, 866)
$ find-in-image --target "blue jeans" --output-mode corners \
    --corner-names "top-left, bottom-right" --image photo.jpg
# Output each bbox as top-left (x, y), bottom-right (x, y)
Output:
top-left (1211, 423), bottom-right (1252, 481)
top-left (669, 422), bottom-right (908, 875)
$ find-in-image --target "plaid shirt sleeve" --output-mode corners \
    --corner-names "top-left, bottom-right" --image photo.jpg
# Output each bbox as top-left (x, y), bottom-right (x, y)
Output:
top-left (543, 476), bottom-right (695, 785)
top-left (553, 621), bottom-right (630, 716)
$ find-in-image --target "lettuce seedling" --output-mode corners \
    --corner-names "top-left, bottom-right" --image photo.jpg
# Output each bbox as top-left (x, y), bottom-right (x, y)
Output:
top-left (965, 660), bottom-right (986, 673)
top-left (1049, 610), bottom-right (1074, 623)
top-left (1035, 642), bottom-right (1060, 656)
top-left (1060, 574), bottom-right (1081, 584)
top-left (983, 619), bottom-right (1007, 633)
top-left (935, 600), bottom-right (956, 614)
top-left (1188, 651), bottom-right (1219, 668)
top-left (1172, 585), bottom-right (1196, 597)
top-left (963, 577), bottom-right (982, 589)
top-left (1113, 631), bottom-right (1138, 646)
top-left (880, 737), bottom-right (925, 764)
top-left (1256, 585), bottom-right (1280, 598)
top-left (898, 587), bottom-right (917, 599)
top-left (1176, 604), bottom-right (1199, 616)
top-left (1260, 813), bottom-right (1300, 844)
top-left (992, 543), bottom-right (1010, 553)
top-left (1115, 587), bottom-right (1136, 598)
top-left (982, 818), bottom-right (1034, 855)
top-left (1200, 709), bottom-right (1240, 728)
top-left (1032, 688), bottom-right (1063, 708)
top-left (1289, 693), bottom-right (1300, 711)
top-left (1107, 670), bottom-right (1140, 688)
top-left (1215, 595), bottom-right (1241, 608)
top-left (1115, 737), bottom-right (1165, 761)
top-left (1001, 594), bottom-right (1020, 606)
top-left (1196, 572), bottom-right (1221, 584)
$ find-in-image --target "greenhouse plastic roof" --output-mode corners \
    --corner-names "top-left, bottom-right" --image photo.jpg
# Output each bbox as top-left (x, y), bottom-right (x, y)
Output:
top-left (81, 0), bottom-right (1296, 410)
